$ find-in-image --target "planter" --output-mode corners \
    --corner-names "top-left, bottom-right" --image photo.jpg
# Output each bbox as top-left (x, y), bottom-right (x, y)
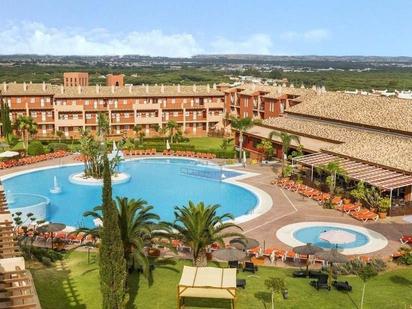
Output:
top-left (378, 212), bottom-right (387, 219)
top-left (147, 248), bottom-right (160, 257)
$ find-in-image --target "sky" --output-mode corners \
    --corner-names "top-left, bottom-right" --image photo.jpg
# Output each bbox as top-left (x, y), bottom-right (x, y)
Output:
top-left (1, 0), bottom-right (411, 57)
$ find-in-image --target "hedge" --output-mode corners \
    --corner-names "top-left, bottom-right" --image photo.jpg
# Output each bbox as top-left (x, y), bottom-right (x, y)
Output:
top-left (47, 142), bottom-right (69, 152)
top-left (28, 141), bottom-right (45, 156)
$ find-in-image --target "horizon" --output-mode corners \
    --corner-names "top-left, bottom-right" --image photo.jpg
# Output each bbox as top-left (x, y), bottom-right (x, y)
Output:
top-left (2, 0), bottom-right (412, 57)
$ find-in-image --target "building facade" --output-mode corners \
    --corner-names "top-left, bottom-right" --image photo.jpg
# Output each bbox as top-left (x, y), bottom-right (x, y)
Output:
top-left (63, 72), bottom-right (89, 87)
top-left (1, 82), bottom-right (225, 139)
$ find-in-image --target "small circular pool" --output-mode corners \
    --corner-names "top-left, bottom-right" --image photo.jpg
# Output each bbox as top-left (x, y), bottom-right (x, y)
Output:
top-left (293, 226), bottom-right (369, 249)
top-left (276, 222), bottom-right (388, 255)
top-left (7, 193), bottom-right (50, 221)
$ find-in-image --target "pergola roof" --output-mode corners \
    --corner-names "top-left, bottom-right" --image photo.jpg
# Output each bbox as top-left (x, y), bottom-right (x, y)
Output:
top-left (178, 266), bottom-right (236, 302)
top-left (293, 153), bottom-right (412, 190)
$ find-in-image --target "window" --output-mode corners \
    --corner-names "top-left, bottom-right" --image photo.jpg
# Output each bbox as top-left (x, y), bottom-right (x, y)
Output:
top-left (173, 112), bottom-right (178, 117)
top-left (85, 100), bottom-right (89, 105)
top-left (86, 114), bottom-right (92, 120)
top-left (172, 98), bottom-right (176, 104)
top-left (16, 98), bottom-right (21, 103)
top-left (73, 114), bottom-right (78, 120)
top-left (123, 99), bottom-right (127, 105)
top-left (183, 99), bottom-right (187, 104)
top-left (125, 113), bottom-right (129, 118)
top-left (30, 98), bottom-right (35, 103)
top-left (46, 97), bottom-right (50, 103)
top-left (31, 112), bottom-right (37, 117)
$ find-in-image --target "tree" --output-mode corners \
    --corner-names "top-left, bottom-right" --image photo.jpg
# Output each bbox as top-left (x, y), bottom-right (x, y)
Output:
top-left (13, 115), bottom-right (38, 150)
top-left (171, 201), bottom-right (243, 266)
top-left (99, 153), bottom-right (127, 309)
top-left (0, 98), bottom-right (12, 138)
top-left (268, 131), bottom-right (300, 176)
top-left (257, 139), bottom-right (273, 160)
top-left (165, 120), bottom-right (179, 143)
top-left (80, 197), bottom-right (169, 278)
top-left (265, 277), bottom-right (286, 309)
top-left (97, 113), bottom-right (109, 140)
top-left (357, 264), bottom-right (378, 309)
top-left (133, 125), bottom-right (145, 145)
top-left (220, 137), bottom-right (233, 151)
top-left (318, 160), bottom-right (347, 196)
top-left (55, 130), bottom-right (64, 143)
top-left (230, 116), bottom-right (254, 162)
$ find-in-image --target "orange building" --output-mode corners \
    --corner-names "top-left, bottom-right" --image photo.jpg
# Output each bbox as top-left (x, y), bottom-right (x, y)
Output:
top-left (1, 82), bottom-right (225, 139)
top-left (63, 72), bottom-right (89, 87)
top-left (106, 74), bottom-right (124, 87)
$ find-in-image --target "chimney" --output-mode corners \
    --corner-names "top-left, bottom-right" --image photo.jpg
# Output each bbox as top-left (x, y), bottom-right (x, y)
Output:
top-left (96, 84), bottom-right (99, 94)
top-left (212, 83), bottom-right (216, 90)
top-left (111, 85), bottom-right (115, 94)
top-left (206, 84), bottom-right (210, 93)
top-left (78, 85), bottom-right (82, 94)
top-left (177, 84), bottom-right (181, 93)
top-left (282, 83), bottom-right (286, 88)
top-left (321, 85), bottom-right (326, 93)
top-left (3, 82), bottom-right (6, 92)
top-left (60, 85), bottom-right (64, 94)
top-left (42, 81), bottom-right (46, 92)
top-left (300, 83), bottom-right (305, 89)
top-left (23, 82), bottom-right (27, 92)
top-left (128, 84), bottom-right (133, 93)
top-left (160, 84), bottom-right (164, 93)
top-left (193, 84), bottom-right (197, 92)
top-left (290, 83), bottom-right (295, 88)
top-left (145, 85), bottom-right (149, 93)
top-left (312, 85), bottom-right (317, 91)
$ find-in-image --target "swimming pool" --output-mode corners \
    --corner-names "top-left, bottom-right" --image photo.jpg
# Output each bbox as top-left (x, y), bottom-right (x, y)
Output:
top-left (2, 158), bottom-right (259, 227)
top-left (276, 222), bottom-right (388, 255)
top-left (293, 226), bottom-right (369, 249)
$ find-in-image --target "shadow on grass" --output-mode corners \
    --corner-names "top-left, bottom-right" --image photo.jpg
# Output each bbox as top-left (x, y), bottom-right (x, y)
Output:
top-left (254, 291), bottom-right (271, 309)
top-left (389, 275), bottom-right (412, 290)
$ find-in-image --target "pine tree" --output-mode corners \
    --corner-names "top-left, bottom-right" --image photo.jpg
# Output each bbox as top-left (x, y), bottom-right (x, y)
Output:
top-left (99, 152), bottom-right (128, 308)
top-left (0, 98), bottom-right (12, 138)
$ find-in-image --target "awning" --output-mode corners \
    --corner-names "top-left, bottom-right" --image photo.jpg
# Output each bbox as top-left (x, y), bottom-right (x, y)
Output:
top-left (177, 266), bottom-right (236, 308)
top-left (293, 153), bottom-right (412, 190)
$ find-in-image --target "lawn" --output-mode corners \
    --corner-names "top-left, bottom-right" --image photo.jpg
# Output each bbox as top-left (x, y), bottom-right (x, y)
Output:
top-left (187, 137), bottom-right (229, 150)
top-left (30, 251), bottom-right (412, 309)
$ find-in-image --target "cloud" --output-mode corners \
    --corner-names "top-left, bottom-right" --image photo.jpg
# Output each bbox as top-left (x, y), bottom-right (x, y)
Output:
top-left (210, 34), bottom-right (274, 54)
top-left (0, 21), bottom-right (202, 57)
top-left (280, 29), bottom-right (330, 43)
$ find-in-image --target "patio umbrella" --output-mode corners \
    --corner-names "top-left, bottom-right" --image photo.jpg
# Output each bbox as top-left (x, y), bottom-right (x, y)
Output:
top-left (315, 248), bottom-right (349, 288)
top-left (212, 248), bottom-right (247, 262)
top-left (229, 238), bottom-right (259, 250)
top-left (293, 243), bottom-right (324, 275)
top-left (320, 230), bottom-right (356, 245)
top-left (37, 223), bottom-right (66, 249)
top-left (0, 151), bottom-right (19, 158)
top-left (166, 140), bottom-right (171, 151)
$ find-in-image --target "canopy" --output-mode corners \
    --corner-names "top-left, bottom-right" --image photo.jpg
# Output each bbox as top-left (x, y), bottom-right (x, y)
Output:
top-left (293, 243), bottom-right (323, 255)
top-left (0, 151), bottom-right (19, 158)
top-left (230, 238), bottom-right (259, 250)
top-left (320, 230), bottom-right (356, 245)
top-left (166, 140), bottom-right (171, 150)
top-left (177, 266), bottom-right (236, 309)
top-left (212, 248), bottom-right (247, 261)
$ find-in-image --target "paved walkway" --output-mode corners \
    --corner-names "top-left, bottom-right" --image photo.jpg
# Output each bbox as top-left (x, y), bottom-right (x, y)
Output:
top-left (231, 164), bottom-right (411, 259)
top-left (0, 155), bottom-right (410, 259)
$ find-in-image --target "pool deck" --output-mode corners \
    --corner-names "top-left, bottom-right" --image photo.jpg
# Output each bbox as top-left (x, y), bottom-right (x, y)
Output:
top-left (1, 154), bottom-right (410, 259)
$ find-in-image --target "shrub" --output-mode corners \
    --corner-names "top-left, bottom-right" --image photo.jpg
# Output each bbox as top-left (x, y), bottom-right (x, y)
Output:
top-left (48, 142), bottom-right (69, 152)
top-left (27, 141), bottom-right (45, 155)
top-left (11, 141), bottom-right (25, 152)
top-left (333, 258), bottom-right (387, 275)
top-left (41, 256), bottom-right (52, 266)
top-left (397, 247), bottom-right (412, 265)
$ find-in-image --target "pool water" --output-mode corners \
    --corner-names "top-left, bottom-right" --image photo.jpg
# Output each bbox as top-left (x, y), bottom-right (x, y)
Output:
top-left (293, 226), bottom-right (369, 249)
top-left (2, 158), bottom-right (257, 227)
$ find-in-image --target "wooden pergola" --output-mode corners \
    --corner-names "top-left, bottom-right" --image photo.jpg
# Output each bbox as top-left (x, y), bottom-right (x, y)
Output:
top-left (292, 152), bottom-right (412, 203)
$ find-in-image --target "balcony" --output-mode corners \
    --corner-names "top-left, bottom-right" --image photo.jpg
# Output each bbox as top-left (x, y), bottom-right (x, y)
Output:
top-left (134, 103), bottom-right (161, 110)
top-left (205, 102), bottom-right (224, 109)
top-left (56, 118), bottom-right (84, 126)
top-left (55, 104), bottom-right (84, 112)
top-left (207, 114), bottom-right (222, 122)
top-left (111, 118), bottom-right (135, 124)
top-left (137, 116), bottom-right (162, 124)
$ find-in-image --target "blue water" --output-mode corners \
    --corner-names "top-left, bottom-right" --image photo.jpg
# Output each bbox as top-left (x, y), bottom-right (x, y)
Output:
top-left (8, 193), bottom-right (49, 209)
top-left (293, 226), bottom-right (369, 249)
top-left (2, 158), bottom-right (257, 227)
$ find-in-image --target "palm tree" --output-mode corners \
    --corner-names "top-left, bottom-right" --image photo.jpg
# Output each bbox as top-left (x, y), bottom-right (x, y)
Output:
top-left (230, 116), bottom-right (254, 162)
top-left (166, 120), bottom-right (179, 143)
top-left (319, 160), bottom-right (347, 196)
top-left (78, 197), bottom-right (168, 277)
top-left (14, 115), bottom-right (37, 150)
top-left (268, 131), bottom-right (300, 176)
top-left (55, 130), bottom-right (64, 143)
top-left (171, 201), bottom-right (243, 267)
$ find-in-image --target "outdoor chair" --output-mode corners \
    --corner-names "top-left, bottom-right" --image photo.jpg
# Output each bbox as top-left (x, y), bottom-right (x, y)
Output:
top-left (243, 261), bottom-right (258, 273)
top-left (308, 270), bottom-right (323, 279)
top-left (236, 279), bottom-right (246, 289)
top-left (228, 260), bottom-right (239, 269)
top-left (332, 280), bottom-right (352, 292)
top-left (310, 274), bottom-right (330, 290)
top-left (292, 269), bottom-right (307, 278)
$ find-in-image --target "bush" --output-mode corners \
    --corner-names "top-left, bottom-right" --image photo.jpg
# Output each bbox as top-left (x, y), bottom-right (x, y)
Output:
top-left (11, 141), bottom-right (25, 152)
top-left (333, 258), bottom-right (387, 275)
top-left (41, 256), bottom-right (52, 266)
top-left (397, 247), bottom-right (412, 265)
top-left (28, 141), bottom-right (45, 155)
top-left (48, 142), bottom-right (69, 152)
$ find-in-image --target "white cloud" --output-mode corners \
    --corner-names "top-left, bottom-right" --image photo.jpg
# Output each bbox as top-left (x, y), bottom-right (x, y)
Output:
top-left (280, 28), bottom-right (330, 43)
top-left (0, 21), bottom-right (202, 57)
top-left (210, 34), bottom-right (273, 54)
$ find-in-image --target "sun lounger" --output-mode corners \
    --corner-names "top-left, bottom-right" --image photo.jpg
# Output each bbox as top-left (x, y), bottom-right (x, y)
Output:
top-left (400, 235), bottom-right (412, 244)
top-left (243, 261), bottom-right (258, 273)
top-left (310, 274), bottom-right (330, 290)
top-left (351, 210), bottom-right (379, 222)
top-left (332, 280), bottom-right (352, 292)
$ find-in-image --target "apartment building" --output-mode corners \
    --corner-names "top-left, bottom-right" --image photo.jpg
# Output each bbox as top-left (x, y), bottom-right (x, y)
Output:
top-left (63, 72), bottom-right (89, 87)
top-left (1, 81), bottom-right (225, 139)
top-left (224, 83), bottom-right (318, 120)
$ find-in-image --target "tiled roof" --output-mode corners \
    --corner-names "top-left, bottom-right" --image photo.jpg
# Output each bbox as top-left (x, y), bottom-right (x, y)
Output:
top-left (286, 92), bottom-right (412, 134)
top-left (1, 83), bottom-right (224, 98)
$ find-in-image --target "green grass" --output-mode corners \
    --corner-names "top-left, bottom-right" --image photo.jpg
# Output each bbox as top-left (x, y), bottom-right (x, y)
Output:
top-left (187, 137), bottom-right (227, 150)
top-left (30, 251), bottom-right (412, 309)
